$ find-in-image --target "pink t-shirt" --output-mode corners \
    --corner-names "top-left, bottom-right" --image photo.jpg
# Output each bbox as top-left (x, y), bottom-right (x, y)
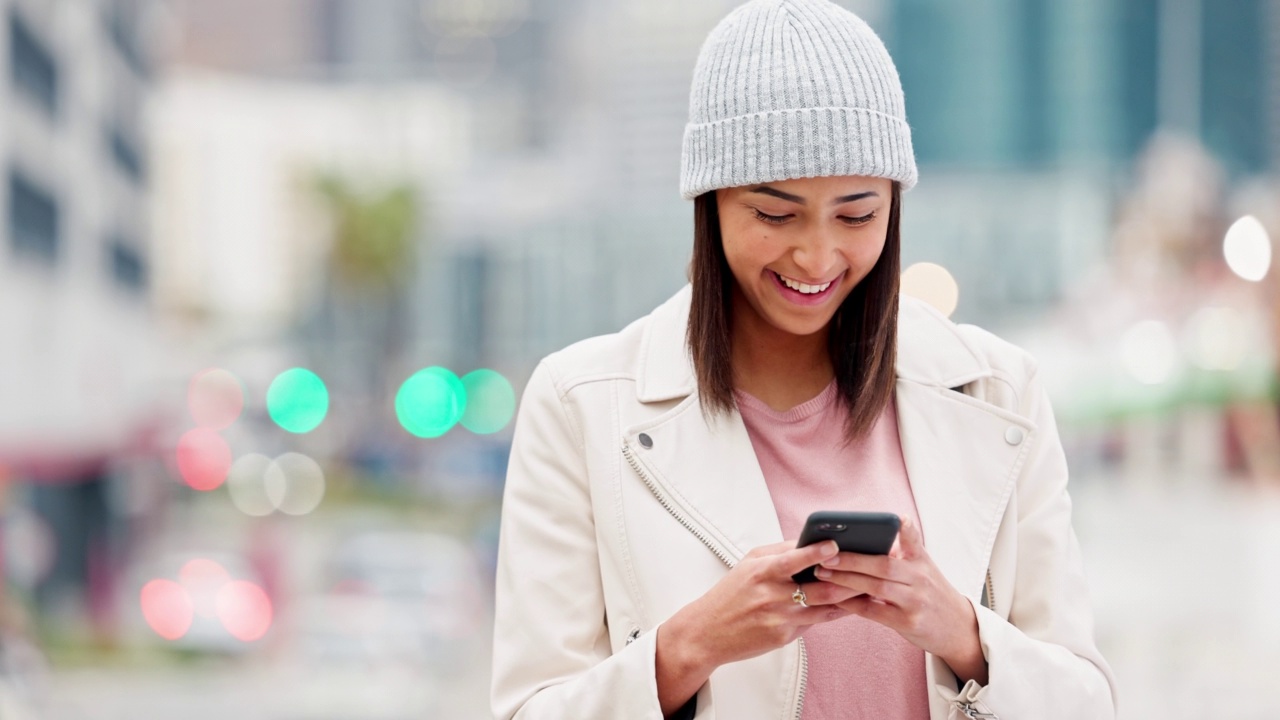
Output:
top-left (736, 382), bottom-right (930, 720)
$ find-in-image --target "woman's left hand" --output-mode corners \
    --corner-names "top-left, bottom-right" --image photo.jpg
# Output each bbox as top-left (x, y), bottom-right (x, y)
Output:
top-left (812, 516), bottom-right (989, 685)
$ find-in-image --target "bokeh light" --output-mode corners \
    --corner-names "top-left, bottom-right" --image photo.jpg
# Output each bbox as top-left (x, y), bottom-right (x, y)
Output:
top-left (1223, 215), bottom-right (1272, 282)
top-left (1120, 320), bottom-right (1179, 385)
top-left (187, 368), bottom-right (244, 430)
top-left (214, 580), bottom-right (274, 642)
top-left (180, 558), bottom-right (231, 619)
top-left (176, 428), bottom-right (233, 491)
top-left (900, 262), bottom-right (960, 318)
top-left (396, 367), bottom-right (467, 438)
top-left (227, 454), bottom-right (276, 517)
top-left (1184, 306), bottom-right (1246, 371)
top-left (460, 369), bottom-right (516, 434)
top-left (140, 579), bottom-right (194, 641)
top-left (267, 368), bottom-right (330, 433)
top-left (2, 508), bottom-right (56, 590)
top-left (265, 453), bottom-right (326, 516)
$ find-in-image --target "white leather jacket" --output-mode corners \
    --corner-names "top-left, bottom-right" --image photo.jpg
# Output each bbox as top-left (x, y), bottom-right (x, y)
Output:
top-left (492, 285), bottom-right (1118, 720)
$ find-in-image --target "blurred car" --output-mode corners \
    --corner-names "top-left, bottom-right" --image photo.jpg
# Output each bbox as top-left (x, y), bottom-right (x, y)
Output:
top-left (302, 531), bottom-right (484, 670)
top-left (126, 550), bottom-right (273, 655)
top-left (265, 531), bottom-right (485, 719)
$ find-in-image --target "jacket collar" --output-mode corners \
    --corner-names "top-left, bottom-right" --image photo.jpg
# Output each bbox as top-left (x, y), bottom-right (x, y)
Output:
top-left (635, 284), bottom-right (992, 402)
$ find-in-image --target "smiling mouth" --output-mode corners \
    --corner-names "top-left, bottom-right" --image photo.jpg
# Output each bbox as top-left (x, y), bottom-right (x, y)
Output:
top-left (772, 271), bottom-right (837, 295)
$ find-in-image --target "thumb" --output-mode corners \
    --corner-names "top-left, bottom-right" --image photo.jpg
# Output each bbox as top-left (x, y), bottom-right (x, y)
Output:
top-left (896, 515), bottom-right (925, 559)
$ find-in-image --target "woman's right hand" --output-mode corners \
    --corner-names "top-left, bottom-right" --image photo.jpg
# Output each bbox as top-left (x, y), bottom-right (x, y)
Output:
top-left (655, 539), bottom-right (859, 715)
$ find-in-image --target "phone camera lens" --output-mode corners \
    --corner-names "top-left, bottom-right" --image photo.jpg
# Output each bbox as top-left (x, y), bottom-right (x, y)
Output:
top-left (817, 523), bottom-right (833, 531)
top-left (832, 524), bottom-right (848, 532)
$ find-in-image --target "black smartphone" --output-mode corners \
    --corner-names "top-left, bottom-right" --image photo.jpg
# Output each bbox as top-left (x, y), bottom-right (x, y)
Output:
top-left (791, 511), bottom-right (901, 584)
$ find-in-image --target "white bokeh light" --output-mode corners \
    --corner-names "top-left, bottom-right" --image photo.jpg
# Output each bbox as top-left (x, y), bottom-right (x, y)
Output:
top-left (266, 453), bottom-right (326, 516)
top-left (900, 262), bottom-right (960, 318)
top-left (227, 454), bottom-right (275, 517)
top-left (1184, 306), bottom-right (1246, 371)
top-left (1120, 320), bottom-right (1179, 385)
top-left (1223, 215), bottom-right (1272, 282)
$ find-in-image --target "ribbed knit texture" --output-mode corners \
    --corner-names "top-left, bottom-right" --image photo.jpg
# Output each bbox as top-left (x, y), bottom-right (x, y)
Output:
top-left (680, 0), bottom-right (917, 199)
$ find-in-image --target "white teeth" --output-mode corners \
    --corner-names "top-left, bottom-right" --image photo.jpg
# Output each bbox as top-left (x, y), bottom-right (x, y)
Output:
top-left (777, 273), bottom-right (832, 295)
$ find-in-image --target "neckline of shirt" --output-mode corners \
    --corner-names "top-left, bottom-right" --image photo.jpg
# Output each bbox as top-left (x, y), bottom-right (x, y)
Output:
top-left (734, 379), bottom-right (839, 423)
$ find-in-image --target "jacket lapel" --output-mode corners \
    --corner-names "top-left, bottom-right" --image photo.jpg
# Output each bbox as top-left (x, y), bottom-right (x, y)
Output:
top-left (894, 379), bottom-right (1033, 599)
top-left (623, 395), bottom-right (783, 565)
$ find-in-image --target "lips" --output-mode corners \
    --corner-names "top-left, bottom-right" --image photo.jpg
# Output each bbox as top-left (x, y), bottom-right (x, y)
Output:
top-left (768, 270), bottom-right (844, 306)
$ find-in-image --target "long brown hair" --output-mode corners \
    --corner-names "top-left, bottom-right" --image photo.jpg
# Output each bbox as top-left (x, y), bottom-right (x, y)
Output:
top-left (686, 182), bottom-right (901, 442)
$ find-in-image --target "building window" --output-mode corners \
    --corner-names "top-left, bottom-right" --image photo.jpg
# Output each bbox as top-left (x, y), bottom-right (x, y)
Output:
top-left (107, 125), bottom-right (146, 184)
top-left (8, 171), bottom-right (60, 264)
top-left (108, 237), bottom-right (147, 291)
top-left (9, 11), bottom-right (58, 118)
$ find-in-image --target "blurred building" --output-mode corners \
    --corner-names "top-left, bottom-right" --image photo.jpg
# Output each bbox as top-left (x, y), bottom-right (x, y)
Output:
top-left (884, 0), bottom-right (1277, 323)
top-left (0, 0), bottom-right (163, 625)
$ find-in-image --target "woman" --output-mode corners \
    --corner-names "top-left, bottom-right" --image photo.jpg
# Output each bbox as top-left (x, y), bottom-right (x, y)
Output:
top-left (491, 1), bottom-right (1118, 718)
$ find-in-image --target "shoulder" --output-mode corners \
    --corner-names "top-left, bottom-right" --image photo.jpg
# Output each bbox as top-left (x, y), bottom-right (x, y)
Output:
top-left (898, 295), bottom-right (1040, 409)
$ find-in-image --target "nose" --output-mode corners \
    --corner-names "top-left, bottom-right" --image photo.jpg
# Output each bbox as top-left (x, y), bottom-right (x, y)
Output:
top-left (790, 225), bottom-right (841, 281)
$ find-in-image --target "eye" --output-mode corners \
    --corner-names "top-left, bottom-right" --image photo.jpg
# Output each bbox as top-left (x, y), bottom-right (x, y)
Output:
top-left (752, 208), bottom-right (793, 225)
top-left (839, 211), bottom-right (877, 226)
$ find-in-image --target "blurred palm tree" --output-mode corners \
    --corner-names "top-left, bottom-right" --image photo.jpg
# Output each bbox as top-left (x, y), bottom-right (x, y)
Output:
top-left (309, 174), bottom-right (424, 458)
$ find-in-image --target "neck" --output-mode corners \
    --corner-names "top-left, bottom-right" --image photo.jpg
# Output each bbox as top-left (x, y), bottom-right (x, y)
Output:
top-left (730, 286), bottom-right (834, 411)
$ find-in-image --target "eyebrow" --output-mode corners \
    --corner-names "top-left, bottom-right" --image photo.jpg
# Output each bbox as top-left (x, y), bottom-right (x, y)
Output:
top-left (748, 186), bottom-right (879, 205)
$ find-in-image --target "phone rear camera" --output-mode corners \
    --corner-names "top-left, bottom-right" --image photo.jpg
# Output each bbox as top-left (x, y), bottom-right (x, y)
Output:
top-left (816, 523), bottom-right (848, 532)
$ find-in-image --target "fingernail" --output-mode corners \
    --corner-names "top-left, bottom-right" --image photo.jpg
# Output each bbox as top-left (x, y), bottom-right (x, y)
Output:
top-left (825, 541), bottom-right (839, 555)
top-left (821, 556), bottom-right (839, 567)
top-left (815, 567), bottom-right (832, 579)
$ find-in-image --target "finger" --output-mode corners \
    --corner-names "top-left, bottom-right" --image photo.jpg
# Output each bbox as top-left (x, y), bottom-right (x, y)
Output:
top-left (819, 552), bottom-right (898, 581)
top-left (813, 568), bottom-right (906, 604)
top-left (788, 580), bottom-right (863, 608)
top-left (794, 603), bottom-right (855, 626)
top-left (838, 595), bottom-right (900, 628)
top-left (896, 516), bottom-right (925, 560)
top-left (746, 540), bottom-right (805, 560)
top-left (771, 540), bottom-right (840, 577)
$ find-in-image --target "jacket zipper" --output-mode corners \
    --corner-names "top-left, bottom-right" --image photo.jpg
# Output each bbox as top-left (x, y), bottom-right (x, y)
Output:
top-left (794, 637), bottom-right (808, 720)
top-left (955, 703), bottom-right (998, 719)
top-left (984, 568), bottom-right (996, 615)
top-left (622, 440), bottom-right (809, 719)
top-left (621, 442), bottom-right (736, 568)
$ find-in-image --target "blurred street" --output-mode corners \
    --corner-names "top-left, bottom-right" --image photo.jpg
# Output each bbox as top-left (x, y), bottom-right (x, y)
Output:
top-left (13, 475), bottom-right (1280, 720)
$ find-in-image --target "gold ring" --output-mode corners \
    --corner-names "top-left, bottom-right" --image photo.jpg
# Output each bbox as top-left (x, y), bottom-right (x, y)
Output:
top-left (792, 585), bottom-right (808, 607)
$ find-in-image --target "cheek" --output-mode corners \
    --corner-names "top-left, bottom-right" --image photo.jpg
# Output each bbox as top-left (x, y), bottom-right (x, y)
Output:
top-left (843, 229), bottom-right (889, 275)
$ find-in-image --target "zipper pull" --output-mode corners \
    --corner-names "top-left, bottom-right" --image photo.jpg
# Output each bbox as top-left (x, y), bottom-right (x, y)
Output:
top-left (955, 701), bottom-right (998, 719)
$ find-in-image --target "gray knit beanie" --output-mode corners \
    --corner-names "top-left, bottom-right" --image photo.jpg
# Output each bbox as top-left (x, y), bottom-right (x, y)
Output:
top-left (680, 0), bottom-right (917, 199)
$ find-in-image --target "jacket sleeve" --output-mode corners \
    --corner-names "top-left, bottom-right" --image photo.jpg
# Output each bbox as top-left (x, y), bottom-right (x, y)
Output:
top-left (490, 361), bottom-right (666, 720)
top-left (932, 368), bottom-right (1119, 719)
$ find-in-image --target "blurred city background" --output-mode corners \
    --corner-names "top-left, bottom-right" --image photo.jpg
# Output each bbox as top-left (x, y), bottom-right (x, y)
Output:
top-left (0, 0), bottom-right (1276, 718)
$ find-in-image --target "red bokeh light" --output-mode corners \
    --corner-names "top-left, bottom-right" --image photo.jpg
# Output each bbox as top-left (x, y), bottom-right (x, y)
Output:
top-left (215, 580), bottom-right (273, 642)
top-left (176, 428), bottom-right (232, 491)
top-left (140, 579), bottom-right (194, 641)
top-left (188, 368), bottom-right (245, 430)
top-left (180, 558), bottom-right (232, 618)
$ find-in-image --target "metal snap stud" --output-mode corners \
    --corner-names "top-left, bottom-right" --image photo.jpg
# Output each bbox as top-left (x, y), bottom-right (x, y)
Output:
top-left (638, 433), bottom-right (653, 449)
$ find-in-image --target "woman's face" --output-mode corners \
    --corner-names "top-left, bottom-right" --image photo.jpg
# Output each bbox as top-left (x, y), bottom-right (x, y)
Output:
top-left (715, 175), bottom-right (894, 338)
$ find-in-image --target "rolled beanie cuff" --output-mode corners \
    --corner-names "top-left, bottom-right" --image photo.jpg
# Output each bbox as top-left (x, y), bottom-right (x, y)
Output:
top-left (679, 107), bottom-right (918, 199)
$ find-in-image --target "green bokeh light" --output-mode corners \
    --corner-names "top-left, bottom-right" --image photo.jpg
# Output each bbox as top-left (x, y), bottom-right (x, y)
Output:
top-left (396, 367), bottom-right (467, 438)
top-left (267, 368), bottom-right (329, 434)
top-left (461, 369), bottom-right (516, 434)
